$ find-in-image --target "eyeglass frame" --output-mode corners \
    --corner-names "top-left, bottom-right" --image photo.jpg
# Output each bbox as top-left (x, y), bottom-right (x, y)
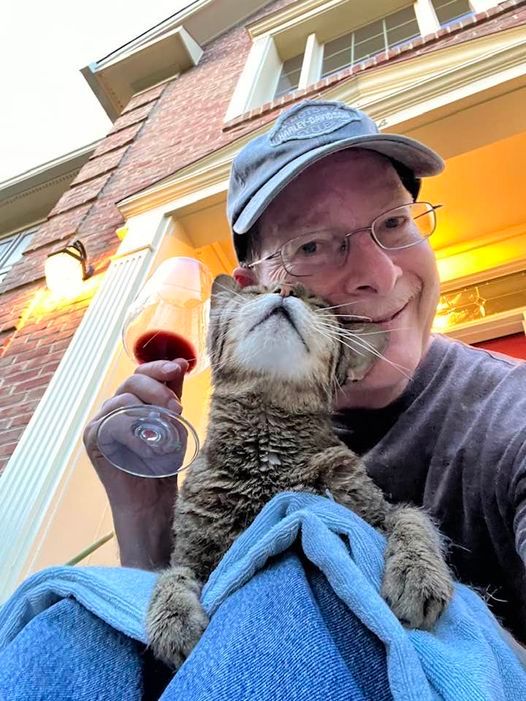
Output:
top-left (244, 201), bottom-right (443, 277)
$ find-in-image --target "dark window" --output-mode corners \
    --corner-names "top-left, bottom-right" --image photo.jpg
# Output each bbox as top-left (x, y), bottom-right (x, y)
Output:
top-left (321, 6), bottom-right (420, 78)
top-left (0, 229), bottom-right (34, 283)
top-left (431, 0), bottom-right (473, 26)
top-left (274, 54), bottom-right (304, 99)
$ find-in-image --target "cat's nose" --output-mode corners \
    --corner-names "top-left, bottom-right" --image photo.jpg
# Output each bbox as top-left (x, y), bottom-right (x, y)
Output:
top-left (272, 283), bottom-right (295, 298)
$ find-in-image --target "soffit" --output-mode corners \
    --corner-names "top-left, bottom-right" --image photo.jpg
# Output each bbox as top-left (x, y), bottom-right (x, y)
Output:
top-left (0, 143), bottom-right (97, 237)
top-left (425, 129), bottom-right (526, 253)
top-left (81, 0), bottom-right (273, 121)
top-left (81, 27), bottom-right (203, 122)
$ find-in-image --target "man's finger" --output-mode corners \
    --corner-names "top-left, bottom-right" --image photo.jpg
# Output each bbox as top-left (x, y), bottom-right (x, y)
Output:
top-left (115, 375), bottom-right (181, 411)
top-left (164, 358), bottom-right (188, 398)
top-left (135, 358), bottom-right (188, 399)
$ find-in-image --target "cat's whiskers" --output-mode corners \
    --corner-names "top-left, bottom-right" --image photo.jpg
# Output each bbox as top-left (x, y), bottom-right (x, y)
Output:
top-left (324, 316), bottom-right (372, 322)
top-left (315, 311), bottom-right (373, 322)
top-left (315, 319), bottom-right (413, 336)
top-left (213, 281), bottom-right (249, 301)
top-left (313, 300), bottom-right (365, 312)
top-left (345, 327), bottom-right (412, 336)
top-left (310, 318), bottom-right (412, 378)
top-left (310, 320), bottom-right (366, 360)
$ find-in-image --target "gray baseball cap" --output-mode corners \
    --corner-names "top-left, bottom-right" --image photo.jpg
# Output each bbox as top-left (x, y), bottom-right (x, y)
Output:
top-left (227, 99), bottom-right (444, 257)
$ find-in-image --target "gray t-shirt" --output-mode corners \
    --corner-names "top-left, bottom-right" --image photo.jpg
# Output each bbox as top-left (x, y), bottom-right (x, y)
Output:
top-left (332, 334), bottom-right (526, 643)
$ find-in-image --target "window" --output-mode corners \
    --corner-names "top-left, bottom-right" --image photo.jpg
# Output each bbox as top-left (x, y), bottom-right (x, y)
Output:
top-left (431, 0), bottom-right (473, 26)
top-left (227, 0), bottom-right (492, 121)
top-left (274, 54), bottom-right (304, 99)
top-left (321, 6), bottom-right (420, 79)
top-left (0, 229), bottom-right (34, 283)
top-left (435, 270), bottom-right (526, 327)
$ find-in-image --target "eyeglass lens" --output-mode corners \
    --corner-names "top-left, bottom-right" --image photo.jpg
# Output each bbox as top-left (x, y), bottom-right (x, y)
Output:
top-left (281, 203), bottom-right (437, 277)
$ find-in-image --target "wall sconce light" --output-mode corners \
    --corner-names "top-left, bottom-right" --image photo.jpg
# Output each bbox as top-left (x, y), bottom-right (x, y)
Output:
top-left (45, 240), bottom-right (93, 297)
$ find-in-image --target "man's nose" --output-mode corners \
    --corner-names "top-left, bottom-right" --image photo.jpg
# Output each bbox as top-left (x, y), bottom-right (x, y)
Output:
top-left (340, 230), bottom-right (403, 295)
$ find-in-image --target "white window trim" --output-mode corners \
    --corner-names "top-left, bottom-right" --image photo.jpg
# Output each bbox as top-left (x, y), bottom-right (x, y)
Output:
top-left (470, 0), bottom-right (499, 9)
top-left (299, 33), bottom-right (324, 89)
top-left (414, 0), bottom-right (441, 35)
top-left (225, 0), bottom-right (501, 122)
top-left (225, 35), bottom-right (282, 121)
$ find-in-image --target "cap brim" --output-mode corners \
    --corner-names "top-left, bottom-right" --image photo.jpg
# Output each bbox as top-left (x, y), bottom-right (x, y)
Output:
top-left (233, 133), bottom-right (444, 235)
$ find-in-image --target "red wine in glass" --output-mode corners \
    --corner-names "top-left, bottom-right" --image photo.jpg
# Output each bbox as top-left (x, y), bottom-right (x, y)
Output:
top-left (133, 330), bottom-right (197, 372)
top-left (96, 256), bottom-right (211, 478)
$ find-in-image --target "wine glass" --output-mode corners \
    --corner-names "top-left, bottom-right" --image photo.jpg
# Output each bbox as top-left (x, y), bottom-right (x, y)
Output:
top-left (96, 257), bottom-right (212, 478)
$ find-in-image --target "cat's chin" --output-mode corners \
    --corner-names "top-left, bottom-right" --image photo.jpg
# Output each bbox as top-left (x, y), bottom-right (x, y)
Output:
top-left (233, 338), bottom-right (318, 384)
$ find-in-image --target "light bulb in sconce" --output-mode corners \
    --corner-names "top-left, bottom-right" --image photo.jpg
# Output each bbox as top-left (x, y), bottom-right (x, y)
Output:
top-left (45, 240), bottom-right (93, 297)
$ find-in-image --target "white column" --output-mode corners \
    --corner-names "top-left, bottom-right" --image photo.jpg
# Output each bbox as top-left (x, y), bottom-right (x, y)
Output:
top-left (0, 212), bottom-right (171, 601)
top-left (414, 0), bottom-right (441, 36)
top-left (298, 33), bottom-right (323, 89)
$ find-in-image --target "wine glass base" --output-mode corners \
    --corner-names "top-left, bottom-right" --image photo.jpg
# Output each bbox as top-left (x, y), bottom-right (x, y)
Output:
top-left (97, 405), bottom-right (200, 478)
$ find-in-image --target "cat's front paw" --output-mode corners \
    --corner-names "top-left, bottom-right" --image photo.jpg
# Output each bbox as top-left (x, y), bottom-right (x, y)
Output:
top-left (146, 566), bottom-right (209, 670)
top-left (381, 552), bottom-right (453, 630)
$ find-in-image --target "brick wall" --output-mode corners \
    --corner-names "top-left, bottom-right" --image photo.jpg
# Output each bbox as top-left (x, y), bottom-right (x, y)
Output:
top-left (0, 0), bottom-right (524, 472)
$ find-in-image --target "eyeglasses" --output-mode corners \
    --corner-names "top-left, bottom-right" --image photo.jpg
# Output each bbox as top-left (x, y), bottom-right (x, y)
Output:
top-left (247, 201), bottom-right (442, 278)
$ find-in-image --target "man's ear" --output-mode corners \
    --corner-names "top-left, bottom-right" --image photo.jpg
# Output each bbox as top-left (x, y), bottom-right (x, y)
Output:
top-left (233, 266), bottom-right (257, 288)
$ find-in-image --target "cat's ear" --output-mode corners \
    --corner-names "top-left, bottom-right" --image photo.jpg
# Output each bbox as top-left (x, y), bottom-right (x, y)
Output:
top-left (211, 274), bottom-right (239, 304)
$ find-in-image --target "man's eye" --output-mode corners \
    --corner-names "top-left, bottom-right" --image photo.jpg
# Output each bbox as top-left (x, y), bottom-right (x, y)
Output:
top-left (299, 241), bottom-right (318, 255)
top-left (383, 216), bottom-right (406, 229)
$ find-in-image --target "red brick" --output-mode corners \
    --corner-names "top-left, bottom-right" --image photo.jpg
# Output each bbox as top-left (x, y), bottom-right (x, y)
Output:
top-left (109, 102), bottom-right (156, 133)
top-left (71, 146), bottom-right (128, 186)
top-left (8, 412), bottom-right (35, 429)
top-left (0, 443), bottom-right (19, 459)
top-left (50, 172), bottom-right (112, 216)
top-left (0, 427), bottom-right (25, 444)
top-left (122, 83), bottom-right (168, 113)
top-left (7, 345), bottom-right (51, 362)
top-left (0, 368), bottom-right (38, 385)
top-left (25, 204), bottom-right (92, 253)
top-left (11, 373), bottom-right (55, 394)
top-left (90, 123), bottom-right (142, 158)
top-left (0, 400), bottom-right (40, 420)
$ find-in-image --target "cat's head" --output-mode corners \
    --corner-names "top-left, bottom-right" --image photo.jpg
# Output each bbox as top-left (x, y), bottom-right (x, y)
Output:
top-left (207, 275), bottom-right (386, 397)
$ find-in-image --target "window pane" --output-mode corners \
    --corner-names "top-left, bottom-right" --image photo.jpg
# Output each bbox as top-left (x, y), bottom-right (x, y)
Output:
top-left (321, 7), bottom-right (421, 79)
top-left (0, 230), bottom-right (34, 283)
top-left (321, 32), bottom-right (353, 77)
top-left (354, 32), bottom-right (385, 63)
top-left (386, 6), bottom-right (420, 46)
top-left (274, 54), bottom-right (303, 98)
top-left (0, 238), bottom-right (16, 262)
top-left (352, 18), bottom-right (385, 64)
top-left (432, 0), bottom-right (472, 25)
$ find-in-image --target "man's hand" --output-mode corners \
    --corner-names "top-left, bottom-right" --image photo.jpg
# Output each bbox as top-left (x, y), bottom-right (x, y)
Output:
top-left (83, 358), bottom-right (188, 570)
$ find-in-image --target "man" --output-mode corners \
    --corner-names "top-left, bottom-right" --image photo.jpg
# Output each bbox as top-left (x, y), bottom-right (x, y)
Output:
top-left (84, 100), bottom-right (526, 643)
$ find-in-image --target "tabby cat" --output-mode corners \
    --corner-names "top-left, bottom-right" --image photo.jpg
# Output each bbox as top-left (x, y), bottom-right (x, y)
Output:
top-left (146, 275), bottom-right (453, 669)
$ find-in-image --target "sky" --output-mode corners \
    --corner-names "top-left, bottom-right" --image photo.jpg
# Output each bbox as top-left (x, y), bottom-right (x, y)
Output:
top-left (0, 1), bottom-right (191, 182)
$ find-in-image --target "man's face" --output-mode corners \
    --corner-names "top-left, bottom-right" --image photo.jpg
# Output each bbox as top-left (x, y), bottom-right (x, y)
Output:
top-left (234, 149), bottom-right (441, 408)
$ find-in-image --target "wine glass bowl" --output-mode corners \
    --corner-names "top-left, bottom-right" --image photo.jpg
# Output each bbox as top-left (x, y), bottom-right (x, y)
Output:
top-left (96, 257), bottom-right (212, 478)
top-left (124, 257), bottom-right (211, 374)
